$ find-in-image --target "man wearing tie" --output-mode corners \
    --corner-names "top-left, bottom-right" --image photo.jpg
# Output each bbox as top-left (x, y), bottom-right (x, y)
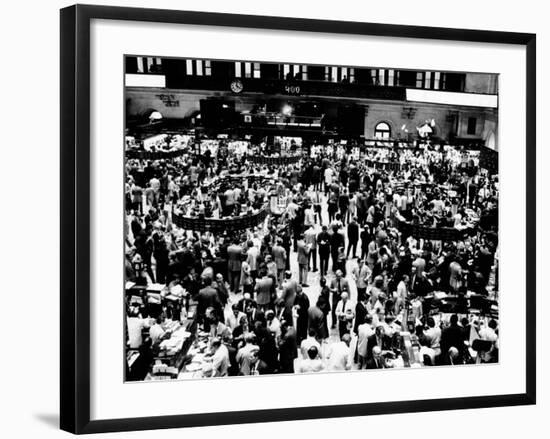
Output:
top-left (329, 269), bottom-right (349, 329)
top-left (335, 291), bottom-right (354, 338)
top-left (366, 346), bottom-right (385, 369)
top-left (366, 325), bottom-right (392, 360)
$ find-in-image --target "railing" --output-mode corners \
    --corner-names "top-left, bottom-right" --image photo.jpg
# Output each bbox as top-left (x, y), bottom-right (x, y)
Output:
top-left (172, 204), bottom-right (270, 234)
top-left (126, 148), bottom-right (188, 160)
top-left (246, 154), bottom-right (302, 166)
top-left (397, 220), bottom-right (477, 241)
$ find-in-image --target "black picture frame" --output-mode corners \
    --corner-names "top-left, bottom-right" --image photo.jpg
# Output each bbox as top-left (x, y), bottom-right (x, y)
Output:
top-left (60, 4), bottom-right (536, 434)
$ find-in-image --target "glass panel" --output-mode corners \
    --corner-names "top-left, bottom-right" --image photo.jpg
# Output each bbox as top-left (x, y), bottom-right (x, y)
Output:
top-left (416, 72), bottom-right (424, 88)
top-left (136, 57), bottom-right (144, 73)
top-left (375, 122), bottom-right (391, 139)
top-left (195, 60), bottom-right (203, 76)
top-left (370, 69), bottom-right (380, 85)
top-left (284, 64), bottom-right (291, 78)
top-left (186, 59), bottom-right (193, 75)
top-left (387, 69), bottom-right (394, 86)
top-left (235, 61), bottom-right (241, 78)
top-left (341, 67), bottom-right (348, 81)
top-left (434, 72), bottom-right (441, 89)
top-left (331, 66), bottom-right (338, 82)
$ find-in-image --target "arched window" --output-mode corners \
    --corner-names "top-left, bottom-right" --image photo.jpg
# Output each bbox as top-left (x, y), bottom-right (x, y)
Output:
top-left (374, 122), bottom-right (391, 139)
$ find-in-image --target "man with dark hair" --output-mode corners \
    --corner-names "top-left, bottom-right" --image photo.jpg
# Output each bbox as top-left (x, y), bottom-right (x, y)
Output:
top-left (272, 238), bottom-right (287, 284)
top-left (366, 325), bottom-right (392, 360)
top-left (424, 316), bottom-right (442, 357)
top-left (346, 216), bottom-right (360, 259)
top-left (440, 314), bottom-right (465, 364)
top-left (208, 337), bottom-right (230, 377)
top-left (338, 188), bottom-right (350, 225)
top-left (227, 238), bottom-right (243, 294)
top-left (330, 225), bottom-right (345, 272)
top-left (294, 285), bottom-right (310, 343)
top-left (236, 333), bottom-right (260, 376)
top-left (308, 298), bottom-right (328, 342)
top-left (296, 345), bottom-right (324, 373)
top-left (278, 319), bottom-right (297, 374)
top-left (317, 225), bottom-right (331, 276)
top-left (197, 277), bottom-right (223, 323)
top-left (300, 328), bottom-right (321, 359)
top-left (297, 234), bottom-right (311, 287)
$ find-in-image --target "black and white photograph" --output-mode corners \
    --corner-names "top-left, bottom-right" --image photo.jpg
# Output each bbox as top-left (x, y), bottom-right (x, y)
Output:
top-left (124, 56), bottom-right (500, 381)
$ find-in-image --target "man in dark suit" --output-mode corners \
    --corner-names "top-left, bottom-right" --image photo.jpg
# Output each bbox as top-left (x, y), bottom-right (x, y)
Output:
top-left (346, 217), bottom-right (360, 259)
top-left (278, 320), bottom-right (297, 374)
top-left (317, 225), bottom-right (331, 276)
top-left (366, 346), bottom-right (386, 369)
top-left (227, 239), bottom-right (243, 293)
top-left (280, 269), bottom-right (297, 309)
top-left (197, 278), bottom-right (222, 323)
top-left (308, 300), bottom-right (328, 341)
top-left (236, 292), bottom-right (256, 314)
top-left (353, 295), bottom-right (369, 335)
top-left (330, 225), bottom-right (345, 273)
top-left (294, 285), bottom-right (310, 343)
top-left (366, 325), bottom-right (392, 360)
top-left (440, 314), bottom-right (466, 364)
top-left (410, 258), bottom-right (433, 298)
top-left (255, 272), bottom-right (274, 311)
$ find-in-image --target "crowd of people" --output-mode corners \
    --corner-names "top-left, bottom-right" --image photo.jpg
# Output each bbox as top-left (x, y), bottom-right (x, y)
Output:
top-left (125, 137), bottom-right (499, 380)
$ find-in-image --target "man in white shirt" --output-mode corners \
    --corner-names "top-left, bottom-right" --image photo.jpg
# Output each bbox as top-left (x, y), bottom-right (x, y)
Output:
top-left (423, 317), bottom-right (442, 356)
top-left (296, 346), bottom-right (324, 374)
top-left (300, 328), bottom-right (321, 359)
top-left (246, 240), bottom-right (260, 278)
top-left (324, 167), bottom-right (334, 194)
top-left (225, 304), bottom-right (247, 331)
top-left (126, 310), bottom-right (150, 349)
top-left (236, 334), bottom-right (260, 376)
top-left (335, 292), bottom-right (355, 338)
top-left (209, 337), bottom-right (230, 377)
top-left (326, 333), bottom-right (352, 371)
top-left (286, 198), bottom-right (299, 220)
top-left (478, 319), bottom-right (498, 362)
top-left (304, 224), bottom-right (318, 272)
top-left (149, 319), bottom-right (166, 345)
top-left (356, 316), bottom-right (374, 368)
top-left (304, 204), bottom-right (316, 228)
